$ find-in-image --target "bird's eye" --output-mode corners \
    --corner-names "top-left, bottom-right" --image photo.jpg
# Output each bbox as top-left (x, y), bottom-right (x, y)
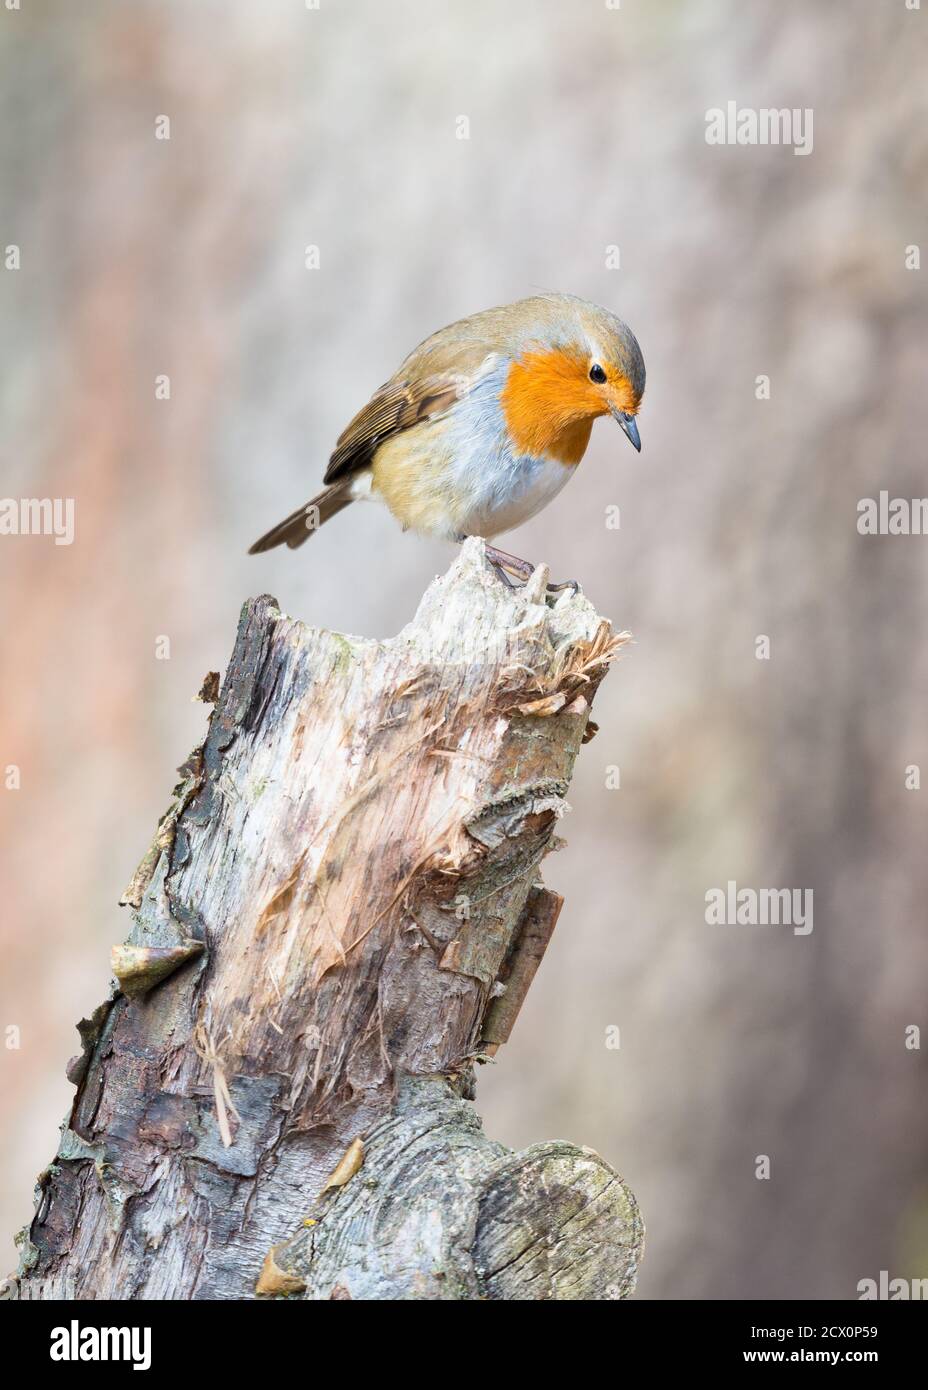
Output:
top-left (589, 364), bottom-right (607, 384)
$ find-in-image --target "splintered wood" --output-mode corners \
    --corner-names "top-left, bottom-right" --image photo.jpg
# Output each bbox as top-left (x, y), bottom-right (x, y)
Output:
top-left (14, 539), bottom-right (639, 1302)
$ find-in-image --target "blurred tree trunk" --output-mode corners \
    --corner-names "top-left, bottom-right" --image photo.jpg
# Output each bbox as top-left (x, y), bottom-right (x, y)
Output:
top-left (12, 541), bottom-right (642, 1302)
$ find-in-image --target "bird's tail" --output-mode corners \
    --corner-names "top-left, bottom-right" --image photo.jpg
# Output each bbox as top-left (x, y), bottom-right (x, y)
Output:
top-left (248, 479), bottom-right (354, 554)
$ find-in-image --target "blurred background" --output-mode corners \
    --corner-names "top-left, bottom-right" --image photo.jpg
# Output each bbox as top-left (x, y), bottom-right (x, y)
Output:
top-left (1, 0), bottom-right (926, 1300)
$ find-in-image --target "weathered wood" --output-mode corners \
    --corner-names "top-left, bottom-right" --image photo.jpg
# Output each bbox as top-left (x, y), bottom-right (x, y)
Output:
top-left (11, 539), bottom-right (642, 1301)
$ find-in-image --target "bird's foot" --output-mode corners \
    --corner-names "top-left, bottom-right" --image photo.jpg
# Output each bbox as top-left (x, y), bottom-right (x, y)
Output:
top-left (482, 543), bottom-right (581, 599)
top-left (483, 543), bottom-right (533, 589)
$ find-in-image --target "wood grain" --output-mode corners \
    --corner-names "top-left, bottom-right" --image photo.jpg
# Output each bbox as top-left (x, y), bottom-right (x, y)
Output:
top-left (12, 539), bottom-right (641, 1301)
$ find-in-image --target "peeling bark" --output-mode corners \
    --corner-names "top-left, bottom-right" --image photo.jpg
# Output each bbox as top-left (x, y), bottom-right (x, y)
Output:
top-left (11, 539), bottom-right (642, 1301)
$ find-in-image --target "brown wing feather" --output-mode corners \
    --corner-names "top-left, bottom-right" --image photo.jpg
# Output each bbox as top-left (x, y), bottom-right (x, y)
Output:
top-left (323, 377), bottom-right (462, 485)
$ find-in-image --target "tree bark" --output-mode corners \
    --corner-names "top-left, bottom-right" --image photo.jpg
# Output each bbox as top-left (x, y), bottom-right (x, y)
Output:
top-left (11, 539), bottom-right (643, 1301)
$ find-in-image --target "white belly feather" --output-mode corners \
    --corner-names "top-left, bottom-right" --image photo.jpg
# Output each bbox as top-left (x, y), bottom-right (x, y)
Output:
top-left (453, 450), bottom-right (574, 538)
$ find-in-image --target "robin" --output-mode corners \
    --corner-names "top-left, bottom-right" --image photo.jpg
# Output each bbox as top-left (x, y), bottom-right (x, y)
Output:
top-left (249, 292), bottom-right (645, 589)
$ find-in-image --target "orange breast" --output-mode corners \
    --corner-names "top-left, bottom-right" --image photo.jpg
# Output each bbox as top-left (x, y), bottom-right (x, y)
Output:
top-left (500, 349), bottom-right (605, 464)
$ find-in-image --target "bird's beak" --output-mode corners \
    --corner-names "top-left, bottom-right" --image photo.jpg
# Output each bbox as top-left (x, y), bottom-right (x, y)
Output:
top-left (611, 407), bottom-right (641, 452)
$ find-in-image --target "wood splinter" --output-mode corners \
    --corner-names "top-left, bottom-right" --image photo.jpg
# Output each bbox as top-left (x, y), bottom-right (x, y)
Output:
top-left (480, 886), bottom-right (564, 1053)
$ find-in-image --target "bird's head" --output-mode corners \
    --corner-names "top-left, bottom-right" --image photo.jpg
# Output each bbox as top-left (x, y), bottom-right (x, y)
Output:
top-left (500, 295), bottom-right (646, 460)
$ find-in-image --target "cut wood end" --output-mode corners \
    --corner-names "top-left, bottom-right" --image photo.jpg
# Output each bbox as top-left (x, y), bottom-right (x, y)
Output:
top-left (473, 1143), bottom-right (644, 1300)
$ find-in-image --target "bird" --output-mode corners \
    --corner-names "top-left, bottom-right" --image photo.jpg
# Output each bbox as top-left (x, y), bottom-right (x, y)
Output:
top-left (249, 292), bottom-right (645, 589)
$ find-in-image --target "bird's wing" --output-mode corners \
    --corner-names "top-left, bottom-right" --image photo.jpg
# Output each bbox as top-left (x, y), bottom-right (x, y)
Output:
top-left (322, 338), bottom-right (500, 486)
top-left (323, 377), bottom-right (459, 484)
top-left (320, 378), bottom-right (458, 486)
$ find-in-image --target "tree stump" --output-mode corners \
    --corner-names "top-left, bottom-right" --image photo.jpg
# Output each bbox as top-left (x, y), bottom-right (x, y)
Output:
top-left (12, 539), bottom-right (643, 1301)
